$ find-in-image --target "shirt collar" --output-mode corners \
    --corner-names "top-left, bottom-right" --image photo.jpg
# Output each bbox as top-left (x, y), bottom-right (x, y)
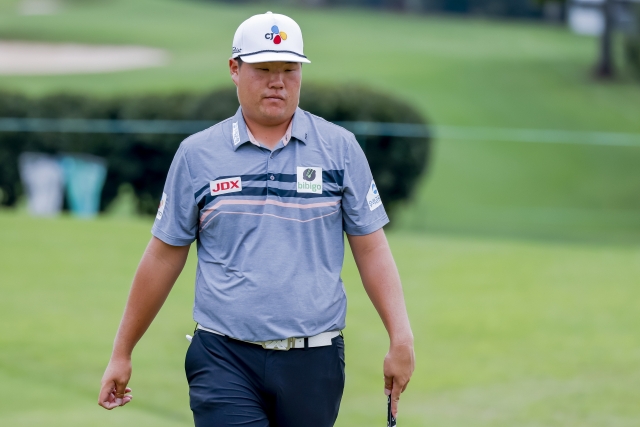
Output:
top-left (230, 107), bottom-right (309, 151)
top-left (230, 107), bottom-right (251, 151)
top-left (290, 107), bottom-right (309, 144)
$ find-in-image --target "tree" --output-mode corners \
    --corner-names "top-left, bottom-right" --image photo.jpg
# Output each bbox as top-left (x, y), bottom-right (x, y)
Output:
top-left (538, 0), bottom-right (618, 79)
top-left (595, 0), bottom-right (616, 78)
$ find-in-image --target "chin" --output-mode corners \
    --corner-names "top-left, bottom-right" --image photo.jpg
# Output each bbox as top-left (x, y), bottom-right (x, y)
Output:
top-left (260, 107), bottom-right (289, 121)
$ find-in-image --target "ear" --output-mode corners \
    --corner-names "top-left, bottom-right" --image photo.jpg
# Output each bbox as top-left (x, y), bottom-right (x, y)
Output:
top-left (229, 59), bottom-right (240, 87)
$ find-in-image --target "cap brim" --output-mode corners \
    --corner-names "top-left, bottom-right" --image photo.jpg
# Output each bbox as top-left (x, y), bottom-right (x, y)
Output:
top-left (237, 51), bottom-right (310, 64)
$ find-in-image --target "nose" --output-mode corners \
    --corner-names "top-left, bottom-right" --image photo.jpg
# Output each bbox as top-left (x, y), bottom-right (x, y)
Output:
top-left (268, 71), bottom-right (285, 89)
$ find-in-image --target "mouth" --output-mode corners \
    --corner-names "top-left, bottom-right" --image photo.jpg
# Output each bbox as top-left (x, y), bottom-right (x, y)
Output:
top-left (264, 95), bottom-right (285, 101)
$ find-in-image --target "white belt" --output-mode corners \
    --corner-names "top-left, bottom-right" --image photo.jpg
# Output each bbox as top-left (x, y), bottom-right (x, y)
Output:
top-left (196, 325), bottom-right (341, 351)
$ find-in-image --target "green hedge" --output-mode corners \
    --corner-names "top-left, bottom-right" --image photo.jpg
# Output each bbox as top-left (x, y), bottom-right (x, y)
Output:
top-left (0, 85), bottom-right (430, 220)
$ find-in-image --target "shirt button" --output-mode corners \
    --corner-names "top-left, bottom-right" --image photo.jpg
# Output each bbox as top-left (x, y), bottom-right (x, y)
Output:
top-left (270, 175), bottom-right (275, 181)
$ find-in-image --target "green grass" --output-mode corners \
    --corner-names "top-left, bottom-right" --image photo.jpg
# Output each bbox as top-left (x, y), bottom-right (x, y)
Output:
top-left (1, 0), bottom-right (639, 130)
top-left (3, 4), bottom-right (640, 424)
top-left (2, 3), bottom-right (640, 425)
top-left (1, 211), bottom-right (640, 426)
top-left (2, 0), bottom-right (640, 241)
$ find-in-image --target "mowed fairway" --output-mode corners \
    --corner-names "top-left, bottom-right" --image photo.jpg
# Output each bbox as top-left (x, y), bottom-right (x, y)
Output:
top-left (2, 0), bottom-right (640, 241)
top-left (1, 211), bottom-right (639, 427)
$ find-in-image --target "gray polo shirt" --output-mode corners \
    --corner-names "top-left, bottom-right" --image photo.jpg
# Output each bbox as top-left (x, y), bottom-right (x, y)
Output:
top-left (151, 107), bottom-right (389, 341)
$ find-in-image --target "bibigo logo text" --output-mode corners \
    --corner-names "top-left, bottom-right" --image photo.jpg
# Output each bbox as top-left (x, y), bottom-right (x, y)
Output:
top-left (265, 25), bottom-right (287, 44)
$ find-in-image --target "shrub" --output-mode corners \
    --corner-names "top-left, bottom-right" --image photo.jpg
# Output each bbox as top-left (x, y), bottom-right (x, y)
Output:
top-left (0, 85), bottom-right (430, 220)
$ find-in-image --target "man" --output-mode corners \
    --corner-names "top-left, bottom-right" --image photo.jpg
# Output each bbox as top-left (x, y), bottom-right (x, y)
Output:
top-left (99, 12), bottom-right (414, 427)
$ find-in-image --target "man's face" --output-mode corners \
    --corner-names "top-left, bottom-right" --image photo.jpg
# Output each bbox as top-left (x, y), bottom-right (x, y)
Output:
top-left (230, 59), bottom-right (302, 126)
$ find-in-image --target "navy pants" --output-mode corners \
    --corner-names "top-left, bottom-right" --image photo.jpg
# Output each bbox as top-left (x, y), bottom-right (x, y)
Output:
top-left (185, 330), bottom-right (345, 427)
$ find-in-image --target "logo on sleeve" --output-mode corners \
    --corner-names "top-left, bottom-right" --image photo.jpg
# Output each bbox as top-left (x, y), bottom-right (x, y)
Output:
top-left (366, 180), bottom-right (382, 211)
top-left (297, 167), bottom-right (323, 194)
top-left (156, 192), bottom-right (167, 220)
top-left (210, 177), bottom-right (242, 196)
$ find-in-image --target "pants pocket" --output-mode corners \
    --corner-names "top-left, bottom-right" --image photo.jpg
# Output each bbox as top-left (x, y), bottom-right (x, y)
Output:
top-left (184, 331), bottom-right (201, 381)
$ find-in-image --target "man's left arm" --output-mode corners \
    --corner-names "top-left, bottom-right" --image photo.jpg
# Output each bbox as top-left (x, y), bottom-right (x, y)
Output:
top-left (347, 228), bottom-right (415, 418)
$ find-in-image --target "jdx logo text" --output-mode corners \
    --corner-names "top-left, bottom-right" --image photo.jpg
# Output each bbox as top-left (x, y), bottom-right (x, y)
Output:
top-left (210, 177), bottom-right (242, 196)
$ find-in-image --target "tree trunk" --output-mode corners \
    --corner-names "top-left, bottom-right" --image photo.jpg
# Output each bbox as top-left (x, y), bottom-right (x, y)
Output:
top-left (595, 0), bottom-right (615, 78)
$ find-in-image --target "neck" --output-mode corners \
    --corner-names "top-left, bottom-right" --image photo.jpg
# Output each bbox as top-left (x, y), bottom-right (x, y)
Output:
top-left (243, 112), bottom-right (293, 150)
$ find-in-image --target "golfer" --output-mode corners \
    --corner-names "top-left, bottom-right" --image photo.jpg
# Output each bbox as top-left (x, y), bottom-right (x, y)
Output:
top-left (99, 12), bottom-right (414, 427)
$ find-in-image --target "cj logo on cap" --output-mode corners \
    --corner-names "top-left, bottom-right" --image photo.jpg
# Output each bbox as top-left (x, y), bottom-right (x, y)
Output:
top-left (265, 25), bottom-right (287, 44)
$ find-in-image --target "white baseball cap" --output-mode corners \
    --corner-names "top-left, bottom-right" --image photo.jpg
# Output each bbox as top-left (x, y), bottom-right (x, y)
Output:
top-left (231, 11), bottom-right (310, 64)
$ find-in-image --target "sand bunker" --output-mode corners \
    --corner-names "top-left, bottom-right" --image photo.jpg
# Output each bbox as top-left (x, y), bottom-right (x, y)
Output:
top-left (0, 41), bottom-right (169, 75)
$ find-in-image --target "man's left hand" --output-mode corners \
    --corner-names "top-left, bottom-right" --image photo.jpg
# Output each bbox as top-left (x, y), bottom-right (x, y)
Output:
top-left (383, 341), bottom-right (415, 418)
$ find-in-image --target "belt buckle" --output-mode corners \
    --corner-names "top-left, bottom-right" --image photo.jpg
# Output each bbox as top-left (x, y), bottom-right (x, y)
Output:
top-left (261, 337), bottom-right (295, 351)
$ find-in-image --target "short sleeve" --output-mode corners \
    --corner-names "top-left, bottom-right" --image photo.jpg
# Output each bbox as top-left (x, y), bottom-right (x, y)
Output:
top-left (151, 145), bottom-right (198, 246)
top-left (341, 136), bottom-right (390, 235)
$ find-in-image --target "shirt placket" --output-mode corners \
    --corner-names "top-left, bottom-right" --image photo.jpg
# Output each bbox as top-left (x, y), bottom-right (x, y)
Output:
top-left (246, 125), bottom-right (290, 198)
top-left (265, 143), bottom-right (285, 198)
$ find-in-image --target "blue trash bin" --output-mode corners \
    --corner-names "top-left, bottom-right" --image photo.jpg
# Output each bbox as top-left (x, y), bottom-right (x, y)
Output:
top-left (59, 154), bottom-right (107, 218)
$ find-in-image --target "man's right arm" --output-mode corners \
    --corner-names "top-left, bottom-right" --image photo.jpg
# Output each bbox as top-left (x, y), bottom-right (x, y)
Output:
top-left (98, 236), bottom-right (190, 410)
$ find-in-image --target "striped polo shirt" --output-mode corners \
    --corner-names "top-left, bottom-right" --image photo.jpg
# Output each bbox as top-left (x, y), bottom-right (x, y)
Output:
top-left (151, 107), bottom-right (389, 342)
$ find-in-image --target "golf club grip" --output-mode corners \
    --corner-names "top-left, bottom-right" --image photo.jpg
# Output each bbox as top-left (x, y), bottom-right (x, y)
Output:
top-left (387, 395), bottom-right (397, 426)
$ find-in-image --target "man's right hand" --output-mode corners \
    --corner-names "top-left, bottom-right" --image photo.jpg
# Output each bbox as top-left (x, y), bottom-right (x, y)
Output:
top-left (98, 357), bottom-right (133, 409)
top-left (97, 238), bottom-right (190, 410)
